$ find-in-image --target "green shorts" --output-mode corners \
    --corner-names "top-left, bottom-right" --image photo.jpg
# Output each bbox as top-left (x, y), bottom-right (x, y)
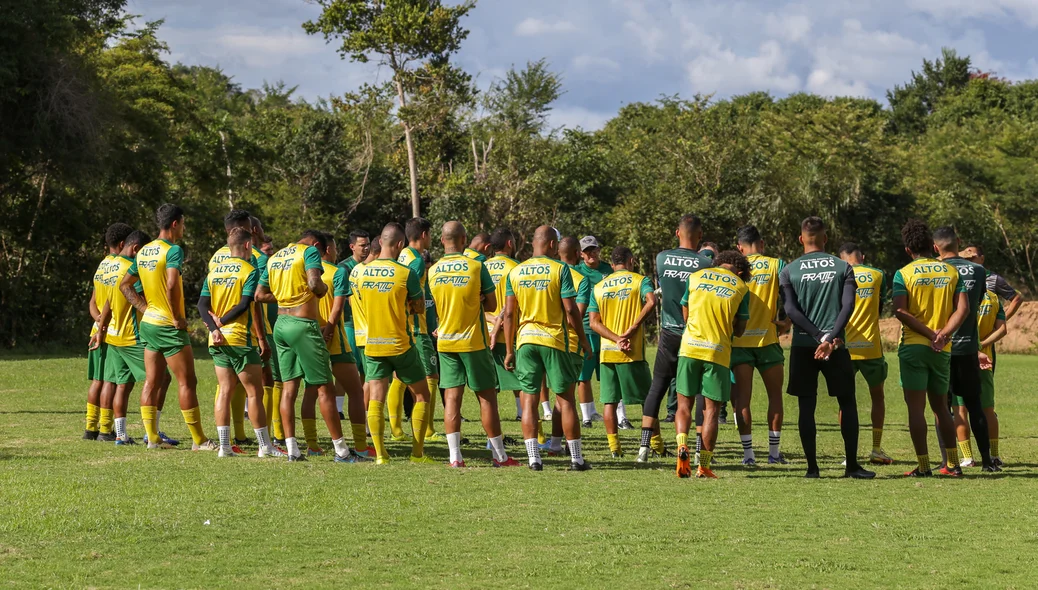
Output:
top-left (898, 345), bottom-right (950, 394)
top-left (355, 346), bottom-right (367, 376)
top-left (87, 342), bottom-right (108, 381)
top-left (578, 332), bottom-right (601, 382)
top-left (345, 325), bottom-right (363, 376)
top-left (265, 334), bottom-right (282, 383)
top-left (600, 361), bottom-right (650, 405)
top-left (105, 343), bottom-right (146, 385)
top-left (853, 357), bottom-right (889, 388)
top-left (731, 343), bottom-right (784, 371)
top-left (330, 350), bottom-right (357, 365)
top-left (415, 334), bottom-right (438, 377)
top-left (365, 346), bottom-right (426, 385)
top-left (439, 349), bottom-right (498, 392)
top-left (210, 345), bottom-right (262, 374)
top-left (273, 315), bottom-right (333, 385)
top-left (676, 357), bottom-right (732, 403)
top-left (493, 343), bottom-right (522, 391)
top-left (957, 370), bottom-right (995, 409)
top-left (514, 344), bottom-right (578, 395)
top-left (140, 323), bottom-right (191, 358)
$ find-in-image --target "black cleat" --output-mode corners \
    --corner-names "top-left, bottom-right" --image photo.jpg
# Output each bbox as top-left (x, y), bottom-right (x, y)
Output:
top-left (581, 419), bottom-right (592, 428)
top-left (529, 462), bottom-right (543, 471)
top-left (502, 436), bottom-right (519, 447)
top-left (233, 437), bottom-right (254, 446)
top-left (904, 467), bottom-right (933, 477)
top-left (287, 454), bottom-right (308, 462)
top-left (97, 432), bottom-right (117, 442)
top-left (663, 413), bottom-right (676, 423)
top-left (618, 419), bottom-right (634, 430)
top-left (568, 460), bottom-right (592, 472)
top-left (804, 469), bottom-right (821, 479)
top-left (981, 462), bottom-right (1003, 473)
top-left (843, 466), bottom-right (876, 479)
top-left (83, 430), bottom-right (99, 441)
top-left (338, 412), bottom-right (346, 420)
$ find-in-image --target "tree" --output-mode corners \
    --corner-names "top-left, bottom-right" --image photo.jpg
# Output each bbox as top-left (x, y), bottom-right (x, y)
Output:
top-left (886, 48), bottom-right (971, 135)
top-left (303, 0), bottom-right (476, 217)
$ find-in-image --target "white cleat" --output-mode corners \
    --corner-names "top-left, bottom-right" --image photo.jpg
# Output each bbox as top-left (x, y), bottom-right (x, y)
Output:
top-left (960, 457), bottom-right (976, 468)
top-left (636, 447), bottom-right (650, 463)
top-left (259, 445), bottom-right (287, 458)
top-left (217, 446), bottom-right (240, 458)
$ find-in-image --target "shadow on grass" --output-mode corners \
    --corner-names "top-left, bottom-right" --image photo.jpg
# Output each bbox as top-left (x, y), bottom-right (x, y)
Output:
top-left (0, 410), bottom-right (82, 415)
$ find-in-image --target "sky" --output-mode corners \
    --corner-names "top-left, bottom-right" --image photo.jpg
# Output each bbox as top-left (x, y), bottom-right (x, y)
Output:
top-left (128, 0), bottom-right (1038, 130)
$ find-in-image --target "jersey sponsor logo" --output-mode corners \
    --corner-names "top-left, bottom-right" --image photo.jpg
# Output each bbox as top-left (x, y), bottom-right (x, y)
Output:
top-left (749, 274), bottom-right (771, 285)
top-left (961, 279), bottom-right (975, 291)
top-left (694, 283), bottom-right (736, 298)
top-left (856, 273), bottom-right (875, 284)
top-left (600, 274), bottom-right (633, 288)
top-left (436, 260), bottom-right (470, 273)
top-left (599, 287), bottom-right (632, 300)
top-left (979, 302), bottom-right (993, 315)
top-left (138, 259), bottom-right (158, 271)
top-left (362, 266), bottom-right (396, 277)
top-left (916, 277), bottom-right (951, 288)
top-left (661, 269), bottom-right (694, 280)
top-left (269, 259), bottom-right (294, 271)
top-left (215, 262), bottom-right (243, 273)
top-left (367, 336), bottom-right (402, 346)
top-left (799, 258), bottom-right (834, 269)
top-left (750, 259), bottom-right (771, 271)
top-left (845, 340), bottom-right (873, 349)
top-left (210, 276), bottom-right (240, 288)
top-left (742, 328), bottom-right (767, 336)
top-left (684, 337), bottom-right (724, 352)
top-left (913, 263), bottom-right (947, 274)
top-left (485, 261), bottom-right (507, 271)
top-left (362, 281), bottom-right (396, 293)
top-left (432, 275), bottom-right (471, 287)
top-left (699, 271), bottom-right (739, 286)
top-left (956, 266), bottom-right (975, 277)
top-left (517, 279), bottom-right (551, 290)
top-left (437, 330), bottom-right (473, 342)
top-left (856, 287), bottom-right (874, 298)
top-left (801, 271), bottom-right (836, 283)
top-left (140, 246), bottom-right (162, 257)
top-left (518, 264), bottom-right (551, 276)
top-left (663, 256), bottom-right (701, 268)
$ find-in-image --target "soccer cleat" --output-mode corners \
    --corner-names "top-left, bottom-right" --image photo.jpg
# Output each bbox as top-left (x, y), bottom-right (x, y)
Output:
top-left (502, 436), bottom-right (520, 446)
top-left (804, 470), bottom-right (820, 479)
top-left (218, 446), bottom-right (241, 458)
top-left (272, 437), bottom-right (286, 446)
top-left (513, 415), bottom-right (522, 422)
top-left (542, 410), bottom-right (553, 420)
top-left (904, 467), bottom-right (933, 477)
top-left (992, 456), bottom-right (1004, 468)
top-left (97, 432), bottom-right (117, 442)
top-left (590, 413), bottom-right (604, 422)
top-left (981, 462), bottom-right (1003, 473)
top-left (230, 445), bottom-right (246, 455)
top-left (259, 445), bottom-right (286, 458)
top-left (338, 411), bottom-right (346, 420)
top-left (662, 413), bottom-right (676, 423)
top-left (636, 447), bottom-right (650, 463)
top-left (676, 445), bottom-right (693, 478)
top-left (581, 419), bottom-right (592, 428)
top-left (390, 434), bottom-right (411, 442)
top-left (611, 451), bottom-right (625, 458)
top-left (492, 457), bottom-right (521, 468)
top-left (939, 465), bottom-right (963, 477)
top-left (147, 441), bottom-right (175, 450)
top-left (843, 466), bottom-right (877, 479)
top-left (83, 430), bottom-right (100, 441)
top-left (233, 437), bottom-right (254, 447)
top-left (449, 460), bottom-right (466, 468)
top-left (363, 446), bottom-right (377, 458)
top-left (115, 436), bottom-right (137, 446)
top-left (768, 453), bottom-right (789, 465)
top-left (334, 450), bottom-right (369, 463)
top-left (375, 456), bottom-right (390, 465)
top-left (287, 453), bottom-right (307, 462)
top-left (307, 447), bottom-right (325, 457)
top-left (568, 460), bottom-right (592, 471)
top-left (718, 406), bottom-right (729, 425)
top-left (618, 419), bottom-right (634, 430)
top-left (696, 466), bottom-right (718, 479)
top-left (960, 457), bottom-right (975, 468)
top-left (870, 449), bottom-right (894, 465)
top-left (742, 457), bottom-right (757, 467)
top-left (158, 432), bottom-right (180, 446)
top-left (409, 454), bottom-right (438, 465)
top-left (193, 440), bottom-right (219, 451)
top-left (425, 432), bottom-right (445, 442)
top-left (652, 448), bottom-right (673, 459)
top-left (529, 462), bottom-right (543, 471)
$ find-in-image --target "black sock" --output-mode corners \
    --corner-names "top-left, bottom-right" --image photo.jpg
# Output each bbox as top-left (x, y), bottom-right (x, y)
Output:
top-left (836, 393), bottom-right (860, 470)
top-left (964, 398), bottom-right (992, 463)
top-left (798, 396), bottom-right (818, 472)
top-left (639, 428), bottom-right (653, 449)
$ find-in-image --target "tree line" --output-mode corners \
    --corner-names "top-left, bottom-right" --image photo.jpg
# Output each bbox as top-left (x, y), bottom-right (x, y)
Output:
top-left (3, 0), bottom-right (1036, 348)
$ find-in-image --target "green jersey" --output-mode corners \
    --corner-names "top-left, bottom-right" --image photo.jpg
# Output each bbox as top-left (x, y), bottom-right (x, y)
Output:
top-left (944, 256), bottom-right (986, 355)
top-left (338, 256), bottom-right (363, 326)
top-left (655, 248), bottom-right (713, 334)
top-left (576, 260), bottom-right (612, 332)
top-left (778, 251), bottom-right (855, 347)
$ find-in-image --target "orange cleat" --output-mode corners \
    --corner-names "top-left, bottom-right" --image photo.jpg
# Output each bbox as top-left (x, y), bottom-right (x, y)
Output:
top-left (696, 466), bottom-right (718, 479)
top-left (676, 445), bottom-right (692, 478)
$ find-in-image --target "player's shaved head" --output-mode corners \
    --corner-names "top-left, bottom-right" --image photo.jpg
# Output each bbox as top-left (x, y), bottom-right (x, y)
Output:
top-left (224, 209), bottom-right (251, 232)
top-left (532, 225), bottom-right (558, 257)
top-left (799, 216), bottom-right (827, 249)
top-left (469, 232), bottom-right (490, 250)
top-left (558, 236), bottom-right (580, 264)
top-left (380, 223), bottom-right (406, 258)
top-left (676, 214), bottom-right (703, 250)
top-left (441, 220), bottom-right (466, 252)
top-left (933, 226), bottom-right (959, 253)
top-left (838, 242), bottom-right (864, 265)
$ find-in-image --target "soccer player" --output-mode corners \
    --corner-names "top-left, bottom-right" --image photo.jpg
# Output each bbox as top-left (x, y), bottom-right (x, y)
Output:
top-left (255, 229), bottom-right (356, 463)
top-left (251, 216), bottom-right (283, 446)
top-left (429, 221), bottom-right (518, 467)
top-left (339, 229), bottom-right (371, 383)
top-left (318, 233), bottom-right (370, 459)
top-left (485, 228), bottom-right (524, 420)
top-left (699, 242), bottom-right (719, 262)
top-left (349, 236), bottom-right (379, 420)
top-left (933, 226), bottom-right (996, 471)
top-left (780, 217), bottom-right (874, 479)
top-left (674, 250), bottom-right (750, 478)
top-left (588, 246), bottom-right (656, 458)
top-left (502, 225), bottom-right (592, 471)
top-left (557, 238), bottom-right (594, 433)
top-left (575, 236), bottom-right (613, 426)
top-left (953, 288), bottom-right (1006, 466)
top-left (961, 245), bottom-right (1025, 320)
top-left (837, 243), bottom-right (894, 465)
top-left (86, 223), bottom-right (131, 441)
top-left (464, 232), bottom-right (492, 262)
top-left (120, 204), bottom-right (214, 450)
top-left (198, 227), bottom-right (282, 458)
top-left (355, 223), bottom-right (436, 464)
top-left (731, 225), bottom-right (790, 465)
top-left (640, 215), bottom-right (712, 462)
top-left (892, 219), bottom-right (972, 477)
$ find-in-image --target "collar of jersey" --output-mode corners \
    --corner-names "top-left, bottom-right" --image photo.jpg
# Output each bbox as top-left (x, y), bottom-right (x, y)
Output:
top-left (158, 238), bottom-right (174, 246)
top-left (492, 254), bottom-right (518, 262)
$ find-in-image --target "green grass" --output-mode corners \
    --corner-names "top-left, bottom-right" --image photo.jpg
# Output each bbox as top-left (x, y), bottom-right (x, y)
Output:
top-left (1, 350), bottom-right (1037, 589)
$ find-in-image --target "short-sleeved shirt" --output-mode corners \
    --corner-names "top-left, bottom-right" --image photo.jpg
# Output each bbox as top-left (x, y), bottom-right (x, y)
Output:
top-left (355, 259), bottom-right (422, 357)
top-left (91, 255), bottom-right (118, 337)
top-left (348, 262), bottom-right (369, 346)
top-left (505, 256), bottom-right (577, 353)
top-left (208, 245), bottom-right (259, 272)
top-left (104, 255), bottom-right (144, 347)
top-left (986, 272), bottom-right (1019, 303)
top-left (484, 254), bottom-right (519, 337)
top-left (892, 257), bottom-right (965, 352)
top-left (130, 239), bottom-right (185, 328)
top-left (977, 290), bottom-right (1005, 365)
top-left (576, 260), bottom-right (611, 332)
top-left (588, 270), bottom-right (654, 363)
top-left (655, 248), bottom-right (713, 334)
top-left (260, 243), bottom-right (324, 309)
top-left (944, 256), bottom-right (987, 355)
top-left (845, 264), bottom-right (889, 361)
top-left (252, 247), bottom-right (275, 335)
top-left (318, 260), bottom-right (351, 355)
top-left (428, 253), bottom-right (496, 353)
top-left (778, 252), bottom-right (854, 348)
top-left (678, 267), bottom-right (750, 366)
top-left (463, 248), bottom-right (488, 263)
top-left (398, 246), bottom-right (429, 336)
top-left (338, 256), bottom-right (363, 325)
top-left (732, 254), bottom-right (785, 348)
top-left (565, 263), bottom-right (593, 354)
top-left (201, 256), bottom-right (259, 347)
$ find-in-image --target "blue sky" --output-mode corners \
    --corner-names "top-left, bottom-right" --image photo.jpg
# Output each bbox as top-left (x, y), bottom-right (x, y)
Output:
top-left (128, 0), bottom-right (1038, 129)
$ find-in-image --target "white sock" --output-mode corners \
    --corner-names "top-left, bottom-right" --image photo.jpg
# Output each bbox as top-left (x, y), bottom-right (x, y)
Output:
top-left (217, 425), bottom-right (231, 451)
top-left (616, 401), bottom-right (628, 423)
top-left (768, 430), bottom-right (781, 457)
top-left (255, 427), bottom-right (271, 451)
top-left (740, 434), bottom-right (754, 460)
top-left (489, 435), bottom-right (507, 462)
top-left (515, 396), bottom-right (522, 416)
top-left (550, 436), bottom-right (563, 452)
top-left (568, 439), bottom-right (584, 464)
top-left (335, 396), bottom-right (345, 413)
top-left (447, 432), bottom-right (463, 463)
top-left (541, 401), bottom-right (551, 417)
top-left (286, 437), bottom-right (300, 457)
top-left (154, 409), bottom-right (161, 433)
top-left (524, 438), bottom-right (541, 466)
top-left (332, 437), bottom-right (350, 457)
top-left (115, 417), bottom-right (127, 440)
top-left (580, 402), bottom-right (595, 422)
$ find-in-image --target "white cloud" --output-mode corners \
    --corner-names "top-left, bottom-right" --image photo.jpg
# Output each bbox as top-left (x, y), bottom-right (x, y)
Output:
top-left (514, 17), bottom-right (577, 37)
top-left (806, 69), bottom-right (870, 97)
top-left (548, 105), bottom-right (613, 130)
top-left (217, 30), bottom-right (324, 67)
top-left (906, 0), bottom-right (1038, 27)
top-left (572, 54), bottom-right (621, 71)
top-left (686, 41), bottom-right (801, 95)
top-left (765, 13), bottom-right (813, 43)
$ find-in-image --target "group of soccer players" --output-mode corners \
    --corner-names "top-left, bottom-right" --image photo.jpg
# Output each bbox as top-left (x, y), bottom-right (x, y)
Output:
top-left (84, 203), bottom-right (1017, 477)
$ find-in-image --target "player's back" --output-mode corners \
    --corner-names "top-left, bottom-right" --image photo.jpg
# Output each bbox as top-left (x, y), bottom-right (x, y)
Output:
top-left (845, 264), bottom-right (887, 360)
top-left (204, 256), bottom-right (258, 347)
top-left (507, 256), bottom-right (574, 353)
top-left (397, 246), bottom-right (428, 336)
top-left (655, 247), bottom-right (712, 334)
top-left (680, 267), bottom-right (749, 367)
top-left (135, 239), bottom-right (184, 327)
top-left (944, 256), bottom-right (986, 355)
top-left (356, 258), bottom-right (420, 356)
top-left (428, 253), bottom-right (493, 352)
top-left (104, 255), bottom-right (143, 346)
top-left (732, 254), bottom-right (783, 348)
top-left (484, 254), bottom-right (518, 336)
top-left (92, 255), bottom-right (118, 337)
top-left (779, 252), bottom-right (853, 347)
top-left (266, 243), bottom-right (319, 309)
top-left (593, 270), bottom-right (653, 362)
top-left (349, 262), bottom-right (369, 346)
top-left (893, 257), bottom-right (959, 350)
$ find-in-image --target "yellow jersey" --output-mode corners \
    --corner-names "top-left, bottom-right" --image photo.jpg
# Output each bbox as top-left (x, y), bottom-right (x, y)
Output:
top-left (355, 259), bottom-right (422, 357)
top-left (679, 267), bottom-right (750, 366)
top-left (463, 248), bottom-right (487, 262)
top-left (977, 291), bottom-right (1005, 366)
top-left (732, 254), bottom-right (784, 348)
top-left (588, 270), bottom-right (654, 363)
top-left (845, 264), bottom-right (888, 360)
top-left (201, 256), bottom-right (259, 347)
top-left (318, 261), bottom-right (351, 355)
top-left (484, 254), bottom-right (519, 339)
top-left (397, 246), bottom-right (429, 336)
top-left (261, 243), bottom-right (324, 309)
top-left (565, 264), bottom-right (593, 355)
top-left (208, 245), bottom-right (259, 272)
top-left (91, 255), bottom-right (118, 337)
top-left (131, 239), bottom-right (185, 328)
top-left (349, 262), bottom-right (369, 347)
top-left (505, 256), bottom-right (577, 353)
top-left (104, 255), bottom-right (144, 347)
top-left (428, 253), bottom-right (496, 353)
top-left (892, 258), bottom-right (965, 351)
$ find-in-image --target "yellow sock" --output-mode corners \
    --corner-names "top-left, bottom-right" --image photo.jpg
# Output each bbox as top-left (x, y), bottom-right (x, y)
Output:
top-left (607, 433), bottom-right (621, 454)
top-left (85, 403), bottom-right (100, 432)
top-left (367, 400), bottom-right (386, 459)
top-left (917, 454), bottom-right (931, 473)
top-left (425, 377), bottom-right (438, 437)
top-left (302, 418), bottom-right (319, 450)
top-left (387, 379), bottom-right (406, 438)
top-left (231, 384), bottom-right (247, 440)
top-left (351, 423), bottom-right (368, 452)
top-left (271, 382), bottom-right (284, 440)
top-left (701, 450), bottom-right (714, 470)
top-left (262, 386), bottom-right (274, 428)
top-left (536, 420), bottom-right (547, 445)
top-left (872, 428), bottom-right (883, 451)
top-left (990, 438), bottom-right (999, 457)
top-left (650, 434), bottom-right (666, 454)
top-left (141, 406), bottom-right (159, 444)
top-left (99, 408), bottom-right (114, 434)
top-left (676, 432), bottom-right (689, 449)
top-left (958, 440), bottom-right (974, 461)
top-left (411, 401), bottom-right (428, 457)
top-left (181, 406), bottom-right (207, 445)
top-left (946, 447), bottom-right (959, 469)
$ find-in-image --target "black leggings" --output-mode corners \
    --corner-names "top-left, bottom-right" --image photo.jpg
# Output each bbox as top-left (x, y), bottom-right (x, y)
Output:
top-left (643, 329), bottom-right (682, 419)
top-left (798, 394), bottom-right (860, 472)
top-left (949, 354), bottom-right (991, 463)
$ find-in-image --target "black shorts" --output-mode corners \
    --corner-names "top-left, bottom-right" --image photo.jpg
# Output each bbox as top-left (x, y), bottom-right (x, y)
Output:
top-left (948, 353), bottom-right (981, 403)
top-left (647, 329), bottom-right (682, 400)
top-left (786, 346), bottom-right (854, 398)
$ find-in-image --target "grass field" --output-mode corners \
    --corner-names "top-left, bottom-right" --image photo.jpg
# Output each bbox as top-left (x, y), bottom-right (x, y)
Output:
top-left (1, 350), bottom-right (1037, 589)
